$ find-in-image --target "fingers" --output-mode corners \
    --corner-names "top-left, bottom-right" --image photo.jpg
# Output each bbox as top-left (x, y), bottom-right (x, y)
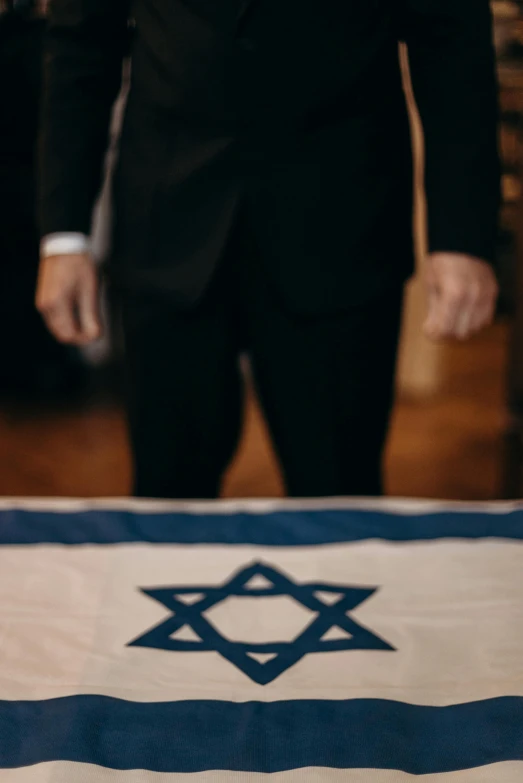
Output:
top-left (424, 254), bottom-right (498, 342)
top-left (424, 287), bottom-right (496, 341)
top-left (424, 283), bottom-right (464, 341)
top-left (36, 254), bottom-right (103, 345)
top-left (436, 283), bottom-right (464, 338)
top-left (36, 272), bottom-right (80, 344)
top-left (470, 292), bottom-right (497, 335)
top-left (77, 268), bottom-right (103, 343)
top-left (41, 298), bottom-right (82, 344)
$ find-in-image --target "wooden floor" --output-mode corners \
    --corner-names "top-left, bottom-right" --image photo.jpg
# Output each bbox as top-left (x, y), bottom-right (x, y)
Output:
top-left (0, 321), bottom-right (510, 500)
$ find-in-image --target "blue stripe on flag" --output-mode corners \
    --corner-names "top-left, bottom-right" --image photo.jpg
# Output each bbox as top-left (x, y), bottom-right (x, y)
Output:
top-left (1, 696), bottom-right (522, 774)
top-left (0, 508), bottom-right (522, 545)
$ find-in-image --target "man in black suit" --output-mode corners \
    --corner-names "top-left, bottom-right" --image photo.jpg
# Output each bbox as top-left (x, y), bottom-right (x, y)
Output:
top-left (37, 0), bottom-right (500, 499)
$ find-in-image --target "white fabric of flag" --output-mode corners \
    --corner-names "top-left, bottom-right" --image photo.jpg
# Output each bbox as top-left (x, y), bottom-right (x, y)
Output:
top-left (0, 498), bottom-right (522, 781)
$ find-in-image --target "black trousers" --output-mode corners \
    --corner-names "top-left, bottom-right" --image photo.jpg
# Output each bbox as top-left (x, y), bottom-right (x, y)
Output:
top-left (120, 217), bottom-right (404, 499)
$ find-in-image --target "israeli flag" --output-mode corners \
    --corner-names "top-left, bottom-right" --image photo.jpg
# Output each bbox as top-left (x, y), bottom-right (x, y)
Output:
top-left (0, 498), bottom-right (522, 781)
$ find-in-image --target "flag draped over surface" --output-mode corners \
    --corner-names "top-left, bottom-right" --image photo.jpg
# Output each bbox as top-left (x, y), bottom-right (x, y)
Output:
top-left (0, 498), bottom-right (522, 781)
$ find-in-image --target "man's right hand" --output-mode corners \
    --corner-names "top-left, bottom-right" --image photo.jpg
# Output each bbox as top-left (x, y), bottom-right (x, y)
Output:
top-left (36, 254), bottom-right (103, 345)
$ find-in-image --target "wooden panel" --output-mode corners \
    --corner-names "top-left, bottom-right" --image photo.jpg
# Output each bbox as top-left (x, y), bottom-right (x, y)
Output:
top-left (396, 45), bottom-right (445, 398)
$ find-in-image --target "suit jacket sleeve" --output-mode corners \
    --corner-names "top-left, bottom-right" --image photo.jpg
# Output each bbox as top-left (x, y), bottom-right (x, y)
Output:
top-left (400, 0), bottom-right (501, 265)
top-left (39, 0), bottom-right (130, 237)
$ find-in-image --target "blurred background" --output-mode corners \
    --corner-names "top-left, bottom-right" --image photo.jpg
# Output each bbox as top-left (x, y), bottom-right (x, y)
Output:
top-left (0, 0), bottom-right (523, 499)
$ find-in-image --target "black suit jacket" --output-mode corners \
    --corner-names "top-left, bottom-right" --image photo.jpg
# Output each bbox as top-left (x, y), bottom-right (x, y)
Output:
top-left (39, 0), bottom-right (500, 313)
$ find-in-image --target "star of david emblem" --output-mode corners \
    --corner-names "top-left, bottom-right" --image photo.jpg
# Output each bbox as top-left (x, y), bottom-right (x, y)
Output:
top-left (128, 562), bottom-right (394, 685)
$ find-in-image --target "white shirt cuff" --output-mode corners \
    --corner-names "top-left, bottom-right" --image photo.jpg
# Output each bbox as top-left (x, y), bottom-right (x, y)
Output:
top-left (41, 233), bottom-right (91, 258)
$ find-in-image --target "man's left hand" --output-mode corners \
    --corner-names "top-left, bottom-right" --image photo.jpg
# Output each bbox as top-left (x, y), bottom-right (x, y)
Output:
top-left (423, 252), bottom-right (499, 341)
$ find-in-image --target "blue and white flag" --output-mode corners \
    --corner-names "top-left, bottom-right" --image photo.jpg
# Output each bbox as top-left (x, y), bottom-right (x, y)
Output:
top-left (0, 498), bottom-right (522, 781)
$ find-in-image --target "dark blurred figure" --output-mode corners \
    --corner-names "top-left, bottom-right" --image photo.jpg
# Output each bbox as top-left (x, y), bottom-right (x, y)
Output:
top-left (0, 0), bottom-right (85, 398)
top-left (37, 0), bottom-right (500, 498)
